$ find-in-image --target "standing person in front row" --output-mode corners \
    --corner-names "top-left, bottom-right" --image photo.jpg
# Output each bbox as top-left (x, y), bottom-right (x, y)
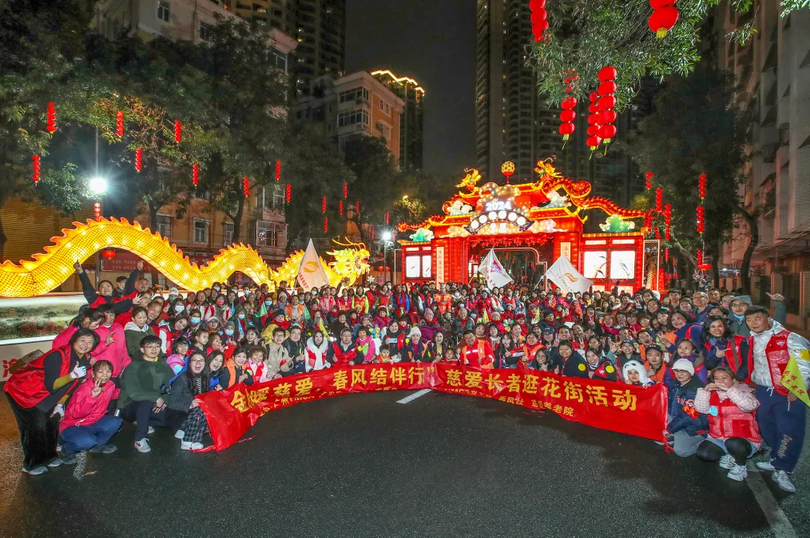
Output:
top-left (4, 328), bottom-right (96, 475)
top-left (744, 305), bottom-right (810, 493)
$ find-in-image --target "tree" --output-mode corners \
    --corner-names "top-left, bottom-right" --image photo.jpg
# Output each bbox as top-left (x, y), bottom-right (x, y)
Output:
top-left (621, 66), bottom-right (755, 291)
top-left (527, 1), bottom-right (799, 110)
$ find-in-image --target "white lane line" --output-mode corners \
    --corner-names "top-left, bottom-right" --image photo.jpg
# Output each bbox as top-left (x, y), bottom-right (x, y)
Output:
top-left (746, 464), bottom-right (797, 538)
top-left (397, 389), bottom-right (432, 404)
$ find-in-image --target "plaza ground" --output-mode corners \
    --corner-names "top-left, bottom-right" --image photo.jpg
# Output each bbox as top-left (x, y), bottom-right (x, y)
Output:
top-left (0, 389), bottom-right (808, 538)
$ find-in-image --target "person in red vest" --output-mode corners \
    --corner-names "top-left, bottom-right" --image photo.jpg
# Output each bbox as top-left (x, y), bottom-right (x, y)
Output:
top-left (74, 260), bottom-right (142, 312)
top-left (694, 367), bottom-right (761, 482)
top-left (326, 329), bottom-right (363, 367)
top-left (744, 305), bottom-right (810, 493)
top-left (458, 330), bottom-right (494, 369)
top-left (4, 328), bottom-right (97, 475)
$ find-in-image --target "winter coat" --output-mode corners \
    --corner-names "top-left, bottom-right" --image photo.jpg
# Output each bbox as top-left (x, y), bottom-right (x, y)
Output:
top-left (666, 376), bottom-right (709, 436)
top-left (117, 355), bottom-right (174, 409)
top-left (60, 377), bottom-right (118, 432)
top-left (92, 323), bottom-right (131, 377)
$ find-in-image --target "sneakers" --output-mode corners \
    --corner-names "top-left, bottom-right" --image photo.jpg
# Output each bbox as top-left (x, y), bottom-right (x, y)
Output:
top-left (147, 426), bottom-right (155, 435)
top-left (60, 453), bottom-right (78, 465)
top-left (134, 439), bottom-right (151, 453)
top-left (174, 429), bottom-right (185, 440)
top-left (719, 454), bottom-right (735, 470)
top-left (180, 441), bottom-right (204, 451)
top-left (772, 470), bottom-right (796, 493)
top-left (755, 460), bottom-right (776, 472)
top-left (727, 464), bottom-right (748, 482)
top-left (89, 443), bottom-right (118, 454)
top-left (47, 458), bottom-right (63, 468)
top-left (22, 466), bottom-right (48, 476)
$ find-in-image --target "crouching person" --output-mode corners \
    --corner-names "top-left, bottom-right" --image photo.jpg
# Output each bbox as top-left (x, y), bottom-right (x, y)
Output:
top-left (60, 360), bottom-right (123, 462)
top-left (665, 359), bottom-right (709, 457)
top-left (118, 335), bottom-right (174, 453)
top-left (166, 351), bottom-right (210, 451)
top-left (694, 367), bottom-right (761, 481)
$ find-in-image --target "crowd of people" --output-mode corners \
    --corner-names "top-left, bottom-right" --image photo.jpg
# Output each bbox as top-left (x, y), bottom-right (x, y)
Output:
top-left (4, 261), bottom-right (809, 494)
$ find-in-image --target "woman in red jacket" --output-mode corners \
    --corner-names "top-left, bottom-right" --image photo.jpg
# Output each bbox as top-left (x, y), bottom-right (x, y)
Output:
top-left (4, 328), bottom-right (97, 475)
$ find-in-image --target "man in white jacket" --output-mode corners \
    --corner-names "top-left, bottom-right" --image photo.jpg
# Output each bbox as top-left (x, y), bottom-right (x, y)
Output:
top-left (745, 305), bottom-right (810, 493)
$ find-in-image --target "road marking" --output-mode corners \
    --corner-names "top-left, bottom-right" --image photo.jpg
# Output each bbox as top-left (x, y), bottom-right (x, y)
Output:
top-left (397, 389), bottom-right (432, 404)
top-left (746, 465), bottom-right (797, 538)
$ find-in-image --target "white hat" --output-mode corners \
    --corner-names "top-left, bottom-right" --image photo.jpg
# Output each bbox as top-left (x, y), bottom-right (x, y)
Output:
top-left (622, 360), bottom-right (651, 385)
top-left (408, 327), bottom-right (422, 339)
top-left (671, 358), bottom-right (695, 375)
top-left (169, 287), bottom-right (179, 295)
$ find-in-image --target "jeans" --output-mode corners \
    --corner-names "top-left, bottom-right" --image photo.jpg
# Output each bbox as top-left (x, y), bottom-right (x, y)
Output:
top-left (61, 415), bottom-right (123, 454)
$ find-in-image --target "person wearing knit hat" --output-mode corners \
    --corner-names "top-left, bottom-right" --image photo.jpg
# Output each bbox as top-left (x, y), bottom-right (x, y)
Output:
top-left (664, 357), bottom-right (708, 458)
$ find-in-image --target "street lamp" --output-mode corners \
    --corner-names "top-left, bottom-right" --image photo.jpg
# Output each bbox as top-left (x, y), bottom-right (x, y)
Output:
top-left (89, 177), bottom-right (108, 287)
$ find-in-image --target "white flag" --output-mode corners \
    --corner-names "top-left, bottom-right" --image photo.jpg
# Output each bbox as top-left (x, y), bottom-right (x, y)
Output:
top-left (296, 239), bottom-right (329, 292)
top-left (477, 248), bottom-right (513, 289)
top-left (546, 254), bottom-right (592, 294)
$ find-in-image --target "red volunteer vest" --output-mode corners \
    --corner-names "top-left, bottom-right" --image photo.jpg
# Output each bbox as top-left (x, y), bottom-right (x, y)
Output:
top-left (747, 331), bottom-right (791, 395)
top-left (4, 346), bottom-right (77, 408)
top-left (708, 390), bottom-right (761, 443)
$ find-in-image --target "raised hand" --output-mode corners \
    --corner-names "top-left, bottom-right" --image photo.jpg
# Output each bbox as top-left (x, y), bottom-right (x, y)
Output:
top-left (91, 378), bottom-right (103, 398)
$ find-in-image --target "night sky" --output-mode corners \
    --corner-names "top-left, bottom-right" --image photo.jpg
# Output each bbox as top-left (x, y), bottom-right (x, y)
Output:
top-left (345, 0), bottom-right (476, 177)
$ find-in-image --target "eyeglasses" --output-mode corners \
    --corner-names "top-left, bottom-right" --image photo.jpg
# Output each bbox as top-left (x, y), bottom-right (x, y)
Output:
top-left (190, 358), bottom-right (205, 364)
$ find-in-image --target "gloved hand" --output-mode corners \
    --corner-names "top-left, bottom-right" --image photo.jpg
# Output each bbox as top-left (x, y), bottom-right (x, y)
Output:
top-left (70, 364), bottom-right (88, 379)
top-left (52, 404), bottom-right (65, 417)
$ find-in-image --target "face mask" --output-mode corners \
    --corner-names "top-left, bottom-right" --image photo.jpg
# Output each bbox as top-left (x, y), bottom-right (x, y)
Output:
top-left (238, 313), bottom-right (246, 319)
top-left (174, 305), bottom-right (184, 313)
top-left (213, 287), bottom-right (220, 293)
top-left (225, 329), bottom-right (234, 336)
top-left (265, 300), bottom-right (272, 306)
top-left (191, 316), bottom-right (201, 324)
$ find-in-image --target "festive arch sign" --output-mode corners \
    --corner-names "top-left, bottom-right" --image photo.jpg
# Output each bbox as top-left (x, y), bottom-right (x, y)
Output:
top-left (196, 363), bottom-right (668, 452)
top-left (0, 217), bottom-right (369, 297)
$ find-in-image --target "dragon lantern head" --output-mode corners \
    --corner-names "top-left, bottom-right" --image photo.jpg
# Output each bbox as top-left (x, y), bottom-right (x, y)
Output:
top-left (328, 239), bottom-right (370, 285)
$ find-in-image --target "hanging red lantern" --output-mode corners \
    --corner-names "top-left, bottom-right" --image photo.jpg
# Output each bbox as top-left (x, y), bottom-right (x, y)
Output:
top-left (654, 226), bottom-right (660, 240)
top-left (243, 177), bottom-right (249, 198)
top-left (645, 171), bottom-right (654, 189)
top-left (135, 148), bottom-right (142, 172)
top-left (598, 66), bottom-right (617, 82)
top-left (285, 183), bottom-right (291, 203)
top-left (339, 200), bottom-right (344, 215)
top-left (586, 135), bottom-right (602, 150)
top-left (32, 155), bottom-right (41, 184)
top-left (599, 109), bottom-right (617, 125)
top-left (598, 81), bottom-right (617, 96)
top-left (561, 95), bottom-right (577, 109)
top-left (644, 212), bottom-right (652, 232)
top-left (46, 102), bottom-right (56, 133)
top-left (385, 211), bottom-right (390, 225)
top-left (665, 247), bottom-right (669, 261)
top-left (559, 122), bottom-right (575, 138)
top-left (560, 110), bottom-right (576, 123)
top-left (343, 182), bottom-right (348, 199)
top-left (116, 111), bottom-right (124, 138)
top-left (649, 3), bottom-right (679, 38)
top-left (174, 120), bottom-right (182, 143)
top-left (93, 202), bottom-right (101, 221)
top-left (664, 203), bottom-right (672, 240)
top-left (192, 164), bottom-right (199, 187)
top-left (598, 124), bottom-right (617, 141)
top-left (699, 173), bottom-right (707, 199)
top-left (275, 160), bottom-right (281, 181)
top-left (696, 205), bottom-right (705, 234)
top-left (655, 188), bottom-right (663, 213)
top-left (530, 0), bottom-right (549, 42)
top-left (102, 249), bottom-right (116, 259)
top-left (324, 216), bottom-right (329, 233)
top-left (322, 196), bottom-right (327, 213)
top-left (598, 95), bottom-right (617, 110)
top-left (355, 201), bottom-right (360, 214)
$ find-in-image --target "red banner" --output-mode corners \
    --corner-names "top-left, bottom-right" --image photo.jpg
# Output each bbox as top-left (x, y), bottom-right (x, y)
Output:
top-left (196, 364), bottom-right (668, 451)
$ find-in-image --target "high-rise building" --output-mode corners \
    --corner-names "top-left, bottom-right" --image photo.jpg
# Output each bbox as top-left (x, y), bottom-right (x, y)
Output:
top-left (475, 0), bottom-right (558, 181)
top-left (716, 2), bottom-right (810, 317)
top-left (293, 71), bottom-right (404, 160)
top-left (371, 70), bottom-right (425, 172)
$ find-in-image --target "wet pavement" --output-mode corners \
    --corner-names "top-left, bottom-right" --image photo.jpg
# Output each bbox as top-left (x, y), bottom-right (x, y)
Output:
top-left (0, 389), bottom-right (808, 538)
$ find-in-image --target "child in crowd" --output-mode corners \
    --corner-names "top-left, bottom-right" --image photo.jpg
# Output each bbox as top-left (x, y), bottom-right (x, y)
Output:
top-left (221, 347), bottom-right (254, 389)
top-left (206, 351), bottom-right (226, 391)
top-left (166, 337), bottom-right (190, 375)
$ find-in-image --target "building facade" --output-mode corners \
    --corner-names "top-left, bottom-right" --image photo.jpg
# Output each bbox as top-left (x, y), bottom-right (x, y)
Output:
top-left (371, 70), bottom-right (425, 172)
top-left (293, 71), bottom-right (405, 159)
top-left (717, 1), bottom-right (810, 325)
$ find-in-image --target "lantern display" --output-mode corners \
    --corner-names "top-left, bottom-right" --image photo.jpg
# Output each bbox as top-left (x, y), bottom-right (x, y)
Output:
top-left (370, 225), bottom-right (375, 240)
top-left (322, 196), bottom-right (327, 214)
top-left (324, 216), bottom-right (329, 233)
top-left (343, 182), bottom-right (348, 199)
top-left (275, 160), bottom-right (281, 181)
top-left (665, 247), bottom-right (669, 262)
top-left (285, 183), bottom-right (291, 203)
top-left (135, 148), bottom-right (142, 172)
top-left (93, 202), bottom-right (101, 221)
top-left (102, 249), bottom-right (116, 259)
top-left (116, 111), bottom-right (124, 138)
top-left (46, 102), bottom-right (57, 133)
top-left (243, 177), bottom-right (249, 198)
top-left (696, 205), bottom-right (705, 234)
top-left (699, 173), bottom-right (707, 199)
top-left (339, 200), bottom-right (344, 215)
top-left (530, 0), bottom-right (549, 43)
top-left (645, 171), bottom-right (654, 189)
top-left (192, 164), bottom-right (199, 187)
top-left (385, 211), bottom-right (390, 225)
top-left (355, 201), bottom-right (361, 214)
top-left (644, 212), bottom-right (652, 233)
top-left (664, 203), bottom-right (672, 241)
top-left (597, 66), bottom-right (617, 145)
top-left (655, 188), bottom-right (663, 213)
top-left (174, 120), bottom-right (182, 143)
top-left (586, 91), bottom-right (601, 151)
top-left (649, 0), bottom-right (679, 38)
top-left (559, 95), bottom-right (577, 142)
top-left (32, 155), bottom-right (41, 184)
top-left (501, 161), bottom-right (515, 184)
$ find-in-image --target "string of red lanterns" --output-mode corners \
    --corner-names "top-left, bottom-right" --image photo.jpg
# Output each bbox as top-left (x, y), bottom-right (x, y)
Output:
top-left (343, 182), bottom-right (348, 199)
top-left (355, 201), bottom-right (360, 214)
top-left (324, 216), bottom-right (329, 233)
top-left (645, 171), bottom-right (654, 190)
top-left (174, 120), bottom-right (182, 143)
top-left (46, 102), bottom-right (57, 133)
top-left (586, 91), bottom-right (602, 151)
top-left (192, 163), bottom-right (199, 187)
top-left (655, 188), bottom-right (663, 213)
top-left (529, 0), bottom-right (549, 43)
top-left (243, 177), bottom-right (249, 198)
top-left (134, 148), bottom-right (142, 172)
top-left (285, 183), bottom-right (291, 203)
top-left (322, 196), bottom-right (327, 214)
top-left (664, 203), bottom-right (672, 240)
top-left (649, 0), bottom-right (679, 38)
top-left (699, 173), bottom-right (707, 199)
top-left (275, 160), bottom-right (281, 181)
top-left (93, 202), bottom-right (101, 221)
top-left (339, 200), bottom-right (344, 215)
top-left (559, 95), bottom-right (577, 143)
top-left (32, 155), bottom-right (41, 184)
top-left (385, 211), bottom-right (390, 225)
top-left (597, 66), bottom-right (618, 146)
top-left (116, 111), bottom-right (124, 138)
